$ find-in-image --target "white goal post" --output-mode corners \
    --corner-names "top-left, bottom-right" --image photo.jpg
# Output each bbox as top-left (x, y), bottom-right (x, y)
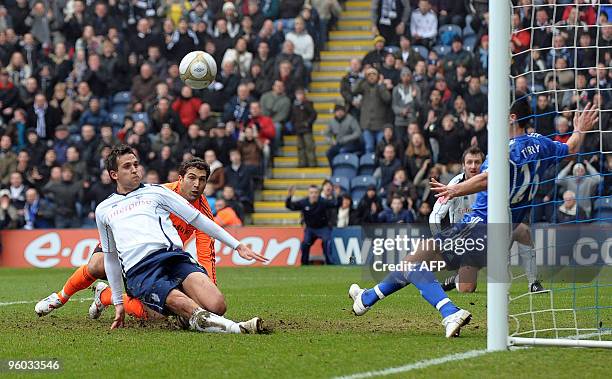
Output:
top-left (487, 0), bottom-right (511, 352)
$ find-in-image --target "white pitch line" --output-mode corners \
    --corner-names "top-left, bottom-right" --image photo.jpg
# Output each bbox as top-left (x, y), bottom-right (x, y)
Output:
top-left (333, 349), bottom-right (489, 379)
top-left (0, 297), bottom-right (93, 307)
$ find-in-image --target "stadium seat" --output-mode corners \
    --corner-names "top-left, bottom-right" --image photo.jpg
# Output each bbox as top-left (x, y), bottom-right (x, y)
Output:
top-left (112, 91), bottom-right (131, 106)
top-left (332, 153), bottom-right (359, 178)
top-left (432, 45), bottom-right (451, 57)
top-left (358, 153), bottom-right (377, 176)
top-left (330, 176), bottom-right (350, 193)
top-left (110, 111), bottom-right (125, 127)
top-left (132, 112), bottom-right (150, 125)
top-left (385, 46), bottom-right (400, 55)
top-left (413, 45), bottom-right (429, 60)
top-left (463, 24), bottom-right (476, 38)
top-left (593, 197), bottom-right (612, 221)
top-left (463, 35), bottom-right (478, 52)
top-left (438, 24), bottom-right (462, 45)
top-left (350, 175), bottom-right (376, 203)
top-left (111, 103), bottom-right (128, 116)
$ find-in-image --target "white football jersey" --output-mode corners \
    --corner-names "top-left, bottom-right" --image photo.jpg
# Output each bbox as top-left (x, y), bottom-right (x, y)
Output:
top-left (429, 172), bottom-right (477, 235)
top-left (95, 184), bottom-right (200, 272)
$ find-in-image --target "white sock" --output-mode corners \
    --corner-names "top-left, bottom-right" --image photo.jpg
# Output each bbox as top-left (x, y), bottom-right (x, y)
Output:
top-left (518, 243), bottom-right (537, 285)
top-left (189, 308), bottom-right (241, 334)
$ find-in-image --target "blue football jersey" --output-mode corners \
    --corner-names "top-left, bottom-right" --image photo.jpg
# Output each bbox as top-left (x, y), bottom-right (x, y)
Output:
top-left (470, 133), bottom-right (568, 223)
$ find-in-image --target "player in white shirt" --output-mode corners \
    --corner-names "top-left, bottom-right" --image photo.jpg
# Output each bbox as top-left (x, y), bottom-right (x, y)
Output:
top-left (96, 145), bottom-right (267, 334)
top-left (430, 147), bottom-right (544, 293)
top-left (429, 147), bottom-right (482, 292)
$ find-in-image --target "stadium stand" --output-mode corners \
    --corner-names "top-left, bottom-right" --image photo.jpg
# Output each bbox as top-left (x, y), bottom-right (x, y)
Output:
top-left (0, 0), bottom-right (609, 230)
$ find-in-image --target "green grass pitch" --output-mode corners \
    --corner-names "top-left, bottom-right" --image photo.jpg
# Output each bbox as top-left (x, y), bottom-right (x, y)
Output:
top-left (0, 267), bottom-right (610, 378)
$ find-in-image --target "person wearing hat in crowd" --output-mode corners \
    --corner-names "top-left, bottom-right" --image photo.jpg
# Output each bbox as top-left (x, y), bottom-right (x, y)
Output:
top-left (353, 67), bottom-right (393, 154)
top-left (326, 104), bottom-right (363, 165)
top-left (363, 35), bottom-right (387, 70)
top-left (51, 125), bottom-right (72, 165)
top-left (443, 35), bottom-right (473, 73)
top-left (371, 0), bottom-right (411, 47)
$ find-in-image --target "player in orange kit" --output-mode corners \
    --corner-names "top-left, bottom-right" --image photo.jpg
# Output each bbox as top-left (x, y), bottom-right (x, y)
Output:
top-left (35, 158), bottom-right (222, 320)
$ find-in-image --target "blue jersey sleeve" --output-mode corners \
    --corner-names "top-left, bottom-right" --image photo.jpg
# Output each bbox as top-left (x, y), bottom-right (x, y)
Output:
top-left (540, 136), bottom-right (569, 161)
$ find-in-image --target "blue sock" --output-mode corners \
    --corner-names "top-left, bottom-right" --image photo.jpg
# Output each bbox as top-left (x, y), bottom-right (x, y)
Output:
top-left (408, 264), bottom-right (460, 319)
top-left (361, 271), bottom-right (409, 307)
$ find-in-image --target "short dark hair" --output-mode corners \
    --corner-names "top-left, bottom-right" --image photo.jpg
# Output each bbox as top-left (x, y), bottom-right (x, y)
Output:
top-left (105, 144), bottom-right (135, 176)
top-left (178, 157), bottom-right (210, 179)
top-left (510, 93), bottom-right (532, 128)
top-left (462, 147), bottom-right (485, 164)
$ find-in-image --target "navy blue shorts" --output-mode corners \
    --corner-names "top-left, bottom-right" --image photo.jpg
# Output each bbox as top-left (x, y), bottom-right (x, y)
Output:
top-left (125, 249), bottom-right (207, 315)
top-left (434, 214), bottom-right (487, 270)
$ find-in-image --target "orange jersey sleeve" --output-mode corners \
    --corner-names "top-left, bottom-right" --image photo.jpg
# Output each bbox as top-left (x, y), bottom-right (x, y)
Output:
top-left (164, 181), bottom-right (217, 284)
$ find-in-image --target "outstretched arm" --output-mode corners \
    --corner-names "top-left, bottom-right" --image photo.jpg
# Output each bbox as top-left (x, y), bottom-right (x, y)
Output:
top-left (157, 186), bottom-right (268, 263)
top-left (430, 172), bottom-right (489, 202)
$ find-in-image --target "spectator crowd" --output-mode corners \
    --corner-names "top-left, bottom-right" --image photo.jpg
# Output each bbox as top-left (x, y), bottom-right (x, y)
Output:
top-left (0, 0), bottom-right (611, 231)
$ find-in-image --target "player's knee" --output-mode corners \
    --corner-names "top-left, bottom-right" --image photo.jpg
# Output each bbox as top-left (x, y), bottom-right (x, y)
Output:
top-left (457, 282), bottom-right (477, 293)
top-left (87, 254), bottom-right (106, 279)
top-left (209, 294), bottom-right (227, 315)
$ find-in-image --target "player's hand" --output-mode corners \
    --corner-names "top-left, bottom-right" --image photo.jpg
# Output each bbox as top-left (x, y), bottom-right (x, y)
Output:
top-left (236, 243), bottom-right (269, 263)
top-left (430, 178), bottom-right (458, 202)
top-left (287, 185), bottom-right (296, 197)
top-left (111, 304), bottom-right (125, 329)
top-left (573, 102), bottom-right (599, 133)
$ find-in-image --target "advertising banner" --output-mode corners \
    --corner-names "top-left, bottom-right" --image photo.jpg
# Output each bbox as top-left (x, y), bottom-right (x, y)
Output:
top-left (0, 227), bottom-right (322, 268)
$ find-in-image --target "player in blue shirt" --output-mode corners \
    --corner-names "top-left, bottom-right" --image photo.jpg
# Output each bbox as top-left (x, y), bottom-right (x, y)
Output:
top-left (348, 97), bottom-right (598, 338)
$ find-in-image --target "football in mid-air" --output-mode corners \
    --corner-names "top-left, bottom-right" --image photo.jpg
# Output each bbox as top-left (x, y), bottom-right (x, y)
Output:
top-left (179, 51), bottom-right (217, 89)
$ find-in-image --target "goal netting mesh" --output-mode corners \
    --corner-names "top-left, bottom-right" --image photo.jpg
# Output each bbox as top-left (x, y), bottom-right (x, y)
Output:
top-left (506, 0), bottom-right (612, 346)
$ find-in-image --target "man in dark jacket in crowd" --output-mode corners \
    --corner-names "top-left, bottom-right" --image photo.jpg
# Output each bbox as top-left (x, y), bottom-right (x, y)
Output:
top-left (290, 88), bottom-right (317, 167)
top-left (42, 165), bottom-right (83, 228)
top-left (26, 94), bottom-right (62, 140)
top-left (326, 104), bottom-right (362, 165)
top-left (83, 169), bottom-right (114, 226)
top-left (224, 149), bottom-right (255, 213)
top-left (286, 184), bottom-right (340, 265)
top-left (378, 195), bottom-right (415, 223)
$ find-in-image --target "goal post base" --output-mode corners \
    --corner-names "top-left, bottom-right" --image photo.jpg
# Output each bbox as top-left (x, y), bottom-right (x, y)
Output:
top-left (509, 337), bottom-right (612, 349)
